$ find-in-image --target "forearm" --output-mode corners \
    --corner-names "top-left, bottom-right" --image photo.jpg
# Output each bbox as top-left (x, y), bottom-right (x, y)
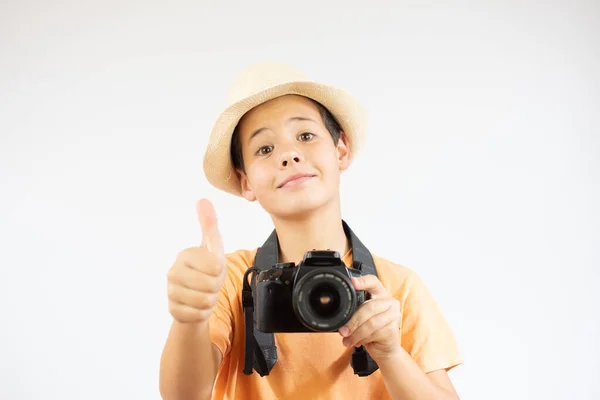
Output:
top-left (159, 321), bottom-right (218, 400)
top-left (378, 348), bottom-right (457, 400)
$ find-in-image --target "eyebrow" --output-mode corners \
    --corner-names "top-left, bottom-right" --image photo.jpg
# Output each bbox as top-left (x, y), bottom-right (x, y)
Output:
top-left (247, 116), bottom-right (316, 144)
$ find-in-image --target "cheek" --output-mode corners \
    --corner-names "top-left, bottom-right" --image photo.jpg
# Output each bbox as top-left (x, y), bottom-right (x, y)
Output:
top-left (246, 163), bottom-right (273, 191)
top-left (314, 150), bottom-right (339, 175)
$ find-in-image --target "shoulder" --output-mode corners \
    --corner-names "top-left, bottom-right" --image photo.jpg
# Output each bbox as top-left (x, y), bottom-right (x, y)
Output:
top-left (224, 248), bottom-right (258, 274)
top-left (221, 248), bottom-right (259, 287)
top-left (225, 248), bottom-right (258, 267)
top-left (370, 253), bottom-right (424, 300)
top-left (371, 253), bottom-right (415, 279)
top-left (212, 248), bottom-right (259, 300)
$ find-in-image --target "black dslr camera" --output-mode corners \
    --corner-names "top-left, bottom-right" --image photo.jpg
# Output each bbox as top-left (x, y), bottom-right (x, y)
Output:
top-left (253, 250), bottom-right (368, 332)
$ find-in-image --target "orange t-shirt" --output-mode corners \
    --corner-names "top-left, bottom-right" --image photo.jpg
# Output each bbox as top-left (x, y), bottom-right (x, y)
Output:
top-left (209, 248), bottom-right (463, 399)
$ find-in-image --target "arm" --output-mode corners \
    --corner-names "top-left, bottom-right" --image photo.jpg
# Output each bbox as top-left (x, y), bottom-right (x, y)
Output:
top-left (340, 275), bottom-right (461, 400)
top-left (160, 199), bottom-right (229, 400)
top-left (159, 320), bottom-right (223, 400)
top-left (378, 350), bottom-right (458, 400)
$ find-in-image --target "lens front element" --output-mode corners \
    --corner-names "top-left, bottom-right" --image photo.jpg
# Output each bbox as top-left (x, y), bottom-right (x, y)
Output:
top-left (293, 270), bottom-right (357, 331)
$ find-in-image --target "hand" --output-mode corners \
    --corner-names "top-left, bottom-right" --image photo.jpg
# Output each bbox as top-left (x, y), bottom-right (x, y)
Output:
top-left (339, 275), bottom-right (402, 362)
top-left (166, 199), bottom-right (226, 324)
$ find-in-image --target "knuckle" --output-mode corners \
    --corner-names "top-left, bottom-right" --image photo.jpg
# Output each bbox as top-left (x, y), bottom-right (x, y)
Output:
top-left (168, 302), bottom-right (180, 316)
top-left (176, 247), bottom-right (194, 262)
top-left (197, 294), bottom-right (213, 310)
top-left (194, 290), bottom-right (217, 310)
top-left (167, 283), bottom-right (178, 299)
top-left (208, 297), bottom-right (218, 310)
top-left (197, 309), bottom-right (212, 321)
top-left (167, 262), bottom-right (182, 278)
top-left (166, 268), bottom-right (176, 281)
top-left (206, 283), bottom-right (218, 295)
top-left (204, 276), bottom-right (219, 293)
top-left (178, 247), bottom-right (205, 268)
top-left (169, 302), bottom-right (204, 323)
top-left (365, 317), bottom-right (377, 332)
top-left (354, 317), bottom-right (365, 331)
top-left (368, 275), bottom-right (379, 286)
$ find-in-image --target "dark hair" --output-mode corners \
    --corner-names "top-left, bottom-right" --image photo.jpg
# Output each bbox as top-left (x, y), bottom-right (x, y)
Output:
top-left (230, 98), bottom-right (343, 173)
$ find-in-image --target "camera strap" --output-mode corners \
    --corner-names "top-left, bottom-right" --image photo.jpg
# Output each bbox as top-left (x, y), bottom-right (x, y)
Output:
top-left (242, 229), bottom-right (279, 377)
top-left (242, 220), bottom-right (380, 377)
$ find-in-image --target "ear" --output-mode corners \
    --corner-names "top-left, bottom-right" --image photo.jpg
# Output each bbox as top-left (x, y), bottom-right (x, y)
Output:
top-left (336, 131), bottom-right (351, 171)
top-left (238, 170), bottom-right (257, 202)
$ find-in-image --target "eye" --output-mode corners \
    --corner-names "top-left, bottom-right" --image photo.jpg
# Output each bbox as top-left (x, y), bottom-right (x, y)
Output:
top-left (298, 132), bottom-right (315, 142)
top-left (256, 145), bottom-right (273, 156)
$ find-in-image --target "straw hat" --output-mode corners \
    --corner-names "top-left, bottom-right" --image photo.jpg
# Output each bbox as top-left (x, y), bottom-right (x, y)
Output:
top-left (202, 62), bottom-right (368, 196)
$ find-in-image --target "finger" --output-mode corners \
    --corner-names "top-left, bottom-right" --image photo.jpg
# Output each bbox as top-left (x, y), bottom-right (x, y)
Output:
top-left (354, 319), bottom-right (398, 348)
top-left (339, 298), bottom-right (392, 338)
top-left (167, 283), bottom-right (218, 310)
top-left (196, 199), bottom-right (225, 257)
top-left (351, 275), bottom-right (387, 298)
top-left (168, 263), bottom-right (223, 292)
top-left (176, 247), bottom-right (224, 277)
top-left (342, 307), bottom-right (394, 348)
top-left (168, 300), bottom-right (212, 322)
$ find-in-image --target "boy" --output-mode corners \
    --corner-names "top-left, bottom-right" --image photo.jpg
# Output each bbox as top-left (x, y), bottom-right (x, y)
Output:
top-left (159, 62), bottom-right (463, 399)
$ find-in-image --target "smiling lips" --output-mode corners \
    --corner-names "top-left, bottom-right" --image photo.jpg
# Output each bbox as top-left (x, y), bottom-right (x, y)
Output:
top-left (277, 173), bottom-right (316, 188)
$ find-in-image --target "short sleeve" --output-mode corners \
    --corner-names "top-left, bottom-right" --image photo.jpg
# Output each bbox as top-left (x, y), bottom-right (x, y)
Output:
top-left (209, 267), bottom-right (235, 359)
top-left (399, 271), bottom-right (463, 373)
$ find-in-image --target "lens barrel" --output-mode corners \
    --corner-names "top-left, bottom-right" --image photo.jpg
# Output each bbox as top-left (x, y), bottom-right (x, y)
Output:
top-left (292, 269), bottom-right (357, 331)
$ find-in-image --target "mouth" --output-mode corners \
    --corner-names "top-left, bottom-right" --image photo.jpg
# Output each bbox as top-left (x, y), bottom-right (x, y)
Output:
top-left (277, 173), bottom-right (317, 189)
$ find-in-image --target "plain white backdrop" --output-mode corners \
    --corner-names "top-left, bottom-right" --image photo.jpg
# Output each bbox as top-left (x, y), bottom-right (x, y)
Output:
top-left (1, 1), bottom-right (598, 399)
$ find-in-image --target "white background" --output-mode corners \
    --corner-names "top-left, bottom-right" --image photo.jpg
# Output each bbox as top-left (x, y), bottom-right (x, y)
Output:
top-left (1, 1), bottom-right (599, 399)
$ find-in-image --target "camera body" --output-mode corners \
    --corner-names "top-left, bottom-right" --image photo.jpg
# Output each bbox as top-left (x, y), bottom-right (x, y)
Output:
top-left (254, 250), bottom-right (367, 333)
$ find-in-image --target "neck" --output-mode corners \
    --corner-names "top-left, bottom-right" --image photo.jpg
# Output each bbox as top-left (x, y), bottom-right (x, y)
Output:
top-left (271, 199), bottom-right (349, 265)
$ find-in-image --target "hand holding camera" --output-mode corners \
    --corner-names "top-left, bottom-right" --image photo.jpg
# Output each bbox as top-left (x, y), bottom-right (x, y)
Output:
top-left (166, 199), bottom-right (227, 324)
top-left (338, 275), bottom-right (402, 361)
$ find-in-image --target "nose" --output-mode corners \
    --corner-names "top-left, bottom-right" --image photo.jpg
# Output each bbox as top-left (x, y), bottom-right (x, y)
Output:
top-left (278, 150), bottom-right (305, 169)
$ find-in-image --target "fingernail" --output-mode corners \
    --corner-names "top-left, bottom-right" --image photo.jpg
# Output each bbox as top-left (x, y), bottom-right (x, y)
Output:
top-left (339, 327), bottom-right (349, 337)
top-left (342, 338), bottom-right (349, 347)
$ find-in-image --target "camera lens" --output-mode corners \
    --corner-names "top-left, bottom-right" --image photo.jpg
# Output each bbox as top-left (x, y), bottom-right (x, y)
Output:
top-left (309, 284), bottom-right (341, 318)
top-left (292, 269), bottom-right (357, 331)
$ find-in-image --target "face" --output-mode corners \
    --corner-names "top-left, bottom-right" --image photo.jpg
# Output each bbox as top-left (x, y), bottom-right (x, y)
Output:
top-left (236, 95), bottom-right (351, 219)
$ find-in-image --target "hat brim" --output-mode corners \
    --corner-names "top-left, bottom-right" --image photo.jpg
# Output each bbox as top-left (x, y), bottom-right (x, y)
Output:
top-left (203, 80), bottom-right (367, 196)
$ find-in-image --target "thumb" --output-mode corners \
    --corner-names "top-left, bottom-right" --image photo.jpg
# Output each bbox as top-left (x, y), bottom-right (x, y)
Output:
top-left (196, 198), bottom-right (224, 257)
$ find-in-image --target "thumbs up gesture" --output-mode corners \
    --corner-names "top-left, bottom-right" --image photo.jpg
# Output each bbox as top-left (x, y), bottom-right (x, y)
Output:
top-left (167, 199), bottom-right (227, 324)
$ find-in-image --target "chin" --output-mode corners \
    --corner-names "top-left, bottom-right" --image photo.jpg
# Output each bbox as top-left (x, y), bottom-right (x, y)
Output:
top-left (262, 190), bottom-right (332, 219)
